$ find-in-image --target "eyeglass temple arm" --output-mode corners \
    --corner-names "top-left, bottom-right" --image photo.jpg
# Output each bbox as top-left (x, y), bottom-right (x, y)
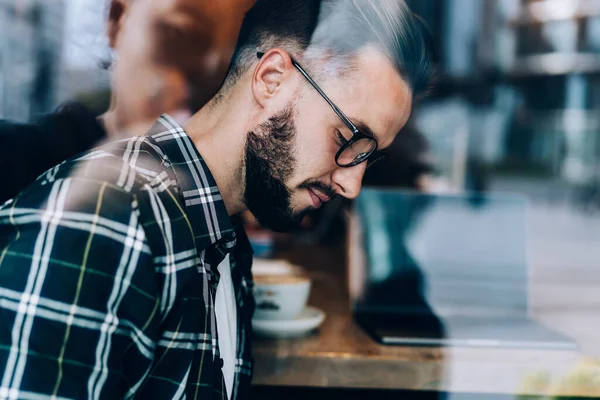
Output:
top-left (257, 52), bottom-right (359, 135)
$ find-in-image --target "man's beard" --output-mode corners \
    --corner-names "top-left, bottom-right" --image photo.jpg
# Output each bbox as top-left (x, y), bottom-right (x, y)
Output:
top-left (243, 104), bottom-right (312, 232)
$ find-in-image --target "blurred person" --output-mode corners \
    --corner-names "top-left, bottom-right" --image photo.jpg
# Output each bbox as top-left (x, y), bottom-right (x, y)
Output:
top-left (0, 1), bottom-right (433, 399)
top-left (102, 0), bottom-right (257, 136)
top-left (0, 0), bottom-right (256, 204)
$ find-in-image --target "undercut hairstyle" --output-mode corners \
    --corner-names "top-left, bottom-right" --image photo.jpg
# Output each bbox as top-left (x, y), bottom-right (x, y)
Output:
top-left (217, 0), bottom-right (433, 100)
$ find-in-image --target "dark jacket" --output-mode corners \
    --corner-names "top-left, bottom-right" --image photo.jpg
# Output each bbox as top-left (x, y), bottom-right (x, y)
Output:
top-left (0, 102), bottom-right (106, 204)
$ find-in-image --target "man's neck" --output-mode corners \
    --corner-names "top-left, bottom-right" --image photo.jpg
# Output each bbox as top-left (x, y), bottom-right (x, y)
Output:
top-left (102, 90), bottom-right (253, 217)
top-left (184, 98), bottom-right (252, 217)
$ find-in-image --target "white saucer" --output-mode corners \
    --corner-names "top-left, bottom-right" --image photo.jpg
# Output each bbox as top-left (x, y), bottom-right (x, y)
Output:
top-left (252, 306), bottom-right (326, 338)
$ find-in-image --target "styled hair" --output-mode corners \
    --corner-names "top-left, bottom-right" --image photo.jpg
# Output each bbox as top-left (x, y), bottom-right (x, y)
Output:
top-left (219, 0), bottom-right (433, 99)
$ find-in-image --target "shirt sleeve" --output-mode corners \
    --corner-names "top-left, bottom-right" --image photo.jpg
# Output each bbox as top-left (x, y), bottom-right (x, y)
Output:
top-left (0, 177), bottom-right (161, 400)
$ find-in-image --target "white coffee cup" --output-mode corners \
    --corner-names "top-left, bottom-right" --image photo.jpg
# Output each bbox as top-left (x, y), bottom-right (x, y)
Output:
top-left (252, 259), bottom-right (311, 321)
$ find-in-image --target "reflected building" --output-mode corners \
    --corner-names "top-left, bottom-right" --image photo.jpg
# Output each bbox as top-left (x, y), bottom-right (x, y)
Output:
top-left (0, 0), bottom-right (109, 121)
top-left (0, 0), bottom-right (66, 121)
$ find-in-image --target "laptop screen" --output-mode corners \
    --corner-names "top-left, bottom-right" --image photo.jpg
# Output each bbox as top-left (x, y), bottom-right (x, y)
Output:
top-left (350, 188), bottom-right (530, 319)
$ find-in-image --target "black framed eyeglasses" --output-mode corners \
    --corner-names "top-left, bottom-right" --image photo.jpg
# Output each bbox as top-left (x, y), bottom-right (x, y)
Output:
top-left (257, 52), bottom-right (384, 168)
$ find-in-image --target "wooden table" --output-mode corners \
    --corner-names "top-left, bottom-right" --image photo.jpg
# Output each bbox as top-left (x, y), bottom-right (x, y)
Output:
top-left (252, 241), bottom-right (600, 397)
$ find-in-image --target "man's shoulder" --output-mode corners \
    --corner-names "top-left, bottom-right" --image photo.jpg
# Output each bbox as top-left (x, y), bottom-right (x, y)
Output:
top-left (1, 134), bottom-right (195, 258)
top-left (3, 135), bottom-right (185, 229)
top-left (37, 135), bottom-right (174, 197)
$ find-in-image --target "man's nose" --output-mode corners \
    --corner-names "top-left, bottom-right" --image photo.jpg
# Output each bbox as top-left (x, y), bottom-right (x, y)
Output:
top-left (331, 162), bottom-right (367, 200)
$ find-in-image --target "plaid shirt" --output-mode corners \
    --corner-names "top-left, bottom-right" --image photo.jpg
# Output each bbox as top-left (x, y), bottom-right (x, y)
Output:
top-left (0, 115), bottom-right (255, 400)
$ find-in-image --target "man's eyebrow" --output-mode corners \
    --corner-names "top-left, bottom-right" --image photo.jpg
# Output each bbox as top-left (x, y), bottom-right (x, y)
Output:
top-left (351, 119), bottom-right (379, 142)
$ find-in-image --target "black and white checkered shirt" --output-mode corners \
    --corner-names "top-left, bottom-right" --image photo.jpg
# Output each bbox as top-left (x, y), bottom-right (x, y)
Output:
top-left (0, 115), bottom-right (255, 399)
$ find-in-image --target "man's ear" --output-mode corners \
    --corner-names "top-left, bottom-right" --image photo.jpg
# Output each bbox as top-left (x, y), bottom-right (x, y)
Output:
top-left (252, 49), bottom-right (294, 109)
top-left (107, 0), bottom-right (128, 48)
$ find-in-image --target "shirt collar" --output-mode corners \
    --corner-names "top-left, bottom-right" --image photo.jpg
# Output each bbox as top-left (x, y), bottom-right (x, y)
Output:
top-left (146, 114), bottom-right (236, 249)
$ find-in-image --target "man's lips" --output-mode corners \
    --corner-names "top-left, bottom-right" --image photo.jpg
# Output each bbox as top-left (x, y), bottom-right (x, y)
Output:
top-left (308, 189), bottom-right (321, 208)
top-left (308, 187), bottom-right (331, 208)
